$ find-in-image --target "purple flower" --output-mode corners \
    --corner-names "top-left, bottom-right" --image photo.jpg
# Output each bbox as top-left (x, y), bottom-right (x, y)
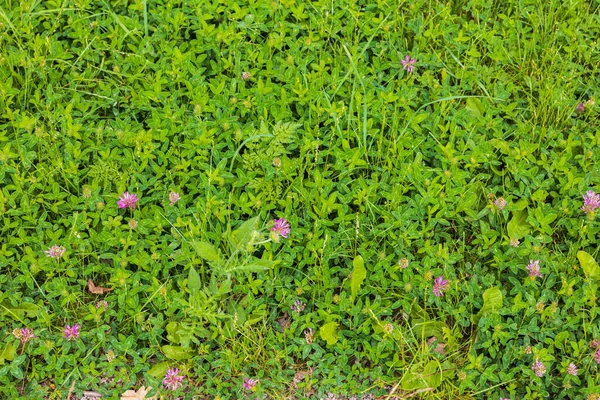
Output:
top-left (45, 245), bottom-right (66, 260)
top-left (291, 299), bottom-right (305, 314)
top-left (576, 102), bottom-right (586, 113)
top-left (95, 300), bottom-right (109, 311)
top-left (63, 324), bottom-right (81, 341)
top-left (509, 238), bottom-right (520, 247)
top-left (494, 197), bottom-right (507, 210)
top-left (432, 276), bottom-right (448, 297)
top-left (527, 260), bottom-right (541, 279)
top-left (241, 71), bottom-right (251, 81)
top-left (163, 368), bottom-right (185, 391)
top-left (566, 362), bottom-right (578, 376)
top-left (594, 348), bottom-right (600, 364)
top-left (400, 55), bottom-right (416, 73)
top-left (169, 191), bottom-right (180, 206)
top-left (581, 191), bottom-right (600, 214)
top-left (13, 327), bottom-right (35, 344)
top-left (532, 358), bottom-right (546, 377)
top-left (243, 377), bottom-right (258, 391)
top-left (271, 218), bottom-right (291, 238)
top-left (117, 192), bottom-right (139, 210)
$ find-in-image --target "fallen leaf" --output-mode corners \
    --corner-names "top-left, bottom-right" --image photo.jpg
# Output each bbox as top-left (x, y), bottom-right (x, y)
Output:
top-left (120, 386), bottom-right (156, 400)
top-left (277, 311), bottom-right (290, 331)
top-left (82, 391), bottom-right (103, 399)
top-left (88, 279), bottom-right (113, 295)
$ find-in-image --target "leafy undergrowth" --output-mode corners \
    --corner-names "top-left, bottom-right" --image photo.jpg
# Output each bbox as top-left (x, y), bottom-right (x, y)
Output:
top-left (1, 0), bottom-right (600, 399)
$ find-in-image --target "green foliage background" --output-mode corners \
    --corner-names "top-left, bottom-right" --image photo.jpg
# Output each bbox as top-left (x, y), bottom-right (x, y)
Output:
top-left (0, 0), bottom-right (599, 398)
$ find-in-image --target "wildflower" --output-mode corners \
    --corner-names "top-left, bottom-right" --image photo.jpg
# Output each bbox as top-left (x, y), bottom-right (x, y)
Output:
top-left (169, 191), bottom-right (180, 206)
top-left (106, 350), bottom-right (115, 362)
top-left (581, 191), bottom-right (600, 214)
top-left (576, 103), bottom-right (586, 113)
top-left (45, 245), bottom-right (66, 260)
top-left (128, 219), bottom-right (138, 229)
top-left (82, 186), bottom-right (92, 199)
top-left (532, 358), bottom-right (546, 377)
top-left (243, 377), bottom-right (258, 391)
top-left (594, 348), bottom-right (600, 364)
top-left (271, 218), bottom-right (291, 238)
top-left (494, 197), bottom-right (507, 210)
top-left (272, 157), bottom-right (282, 168)
top-left (304, 328), bottom-right (314, 344)
top-left (400, 55), bottom-right (416, 73)
top-left (241, 71), bottom-right (251, 81)
top-left (590, 339), bottom-right (599, 349)
top-left (95, 300), bottom-right (109, 311)
top-left (63, 324), bottom-right (81, 341)
top-left (510, 238), bottom-right (520, 247)
top-left (566, 362), bottom-right (578, 376)
top-left (291, 299), bottom-right (305, 314)
top-left (96, 201), bottom-right (105, 210)
top-left (383, 323), bottom-right (394, 335)
top-left (162, 368), bottom-right (185, 391)
top-left (13, 328), bottom-right (35, 344)
top-left (527, 260), bottom-right (541, 279)
top-left (432, 276), bottom-right (448, 297)
top-left (117, 192), bottom-right (139, 210)
top-left (398, 258), bottom-right (409, 269)
top-left (524, 345), bottom-right (532, 354)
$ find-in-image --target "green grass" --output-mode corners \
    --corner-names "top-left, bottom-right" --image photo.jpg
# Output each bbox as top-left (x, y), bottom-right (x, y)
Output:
top-left (0, 0), bottom-right (599, 399)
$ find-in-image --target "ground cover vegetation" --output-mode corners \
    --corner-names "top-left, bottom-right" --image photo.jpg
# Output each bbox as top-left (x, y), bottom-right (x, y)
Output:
top-left (0, 0), bottom-right (599, 398)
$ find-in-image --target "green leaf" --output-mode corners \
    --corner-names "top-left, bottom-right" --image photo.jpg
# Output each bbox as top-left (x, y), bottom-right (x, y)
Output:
top-left (481, 287), bottom-right (503, 313)
top-left (473, 287), bottom-right (502, 324)
top-left (577, 251), bottom-right (600, 279)
top-left (319, 321), bottom-right (339, 345)
top-left (0, 343), bottom-right (17, 365)
top-left (188, 266), bottom-right (201, 294)
top-left (231, 216), bottom-right (259, 250)
top-left (0, 302), bottom-right (39, 321)
top-left (193, 241), bottom-right (220, 262)
top-left (162, 345), bottom-right (193, 361)
top-left (147, 361), bottom-right (170, 378)
top-left (465, 98), bottom-right (485, 118)
top-left (507, 210), bottom-right (529, 239)
top-left (350, 255), bottom-right (366, 300)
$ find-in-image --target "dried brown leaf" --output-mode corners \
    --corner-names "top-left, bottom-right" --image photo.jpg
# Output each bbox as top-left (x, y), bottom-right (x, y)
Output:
top-left (120, 386), bottom-right (156, 400)
top-left (88, 279), bottom-right (113, 295)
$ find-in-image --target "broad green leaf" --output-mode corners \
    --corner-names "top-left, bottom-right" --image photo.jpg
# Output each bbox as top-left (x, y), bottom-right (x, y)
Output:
top-left (193, 241), bottom-right (220, 262)
top-left (188, 266), bottom-right (201, 294)
top-left (319, 321), bottom-right (339, 345)
top-left (465, 98), bottom-right (484, 117)
top-left (147, 361), bottom-right (170, 378)
top-left (350, 255), bottom-right (366, 300)
top-left (231, 217), bottom-right (259, 250)
top-left (473, 287), bottom-right (502, 324)
top-left (577, 251), bottom-right (600, 279)
top-left (481, 287), bottom-right (503, 314)
top-left (162, 345), bottom-right (193, 361)
top-left (0, 302), bottom-right (39, 321)
top-left (507, 210), bottom-right (529, 239)
top-left (0, 343), bottom-right (17, 365)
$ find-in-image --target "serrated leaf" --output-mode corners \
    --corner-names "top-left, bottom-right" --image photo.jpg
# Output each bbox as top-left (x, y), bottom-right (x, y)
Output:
top-left (319, 321), bottom-right (338, 345)
top-left (193, 242), bottom-right (220, 262)
top-left (162, 345), bottom-right (193, 361)
top-left (507, 210), bottom-right (529, 239)
top-left (350, 255), bottom-right (366, 300)
top-left (577, 251), bottom-right (600, 279)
